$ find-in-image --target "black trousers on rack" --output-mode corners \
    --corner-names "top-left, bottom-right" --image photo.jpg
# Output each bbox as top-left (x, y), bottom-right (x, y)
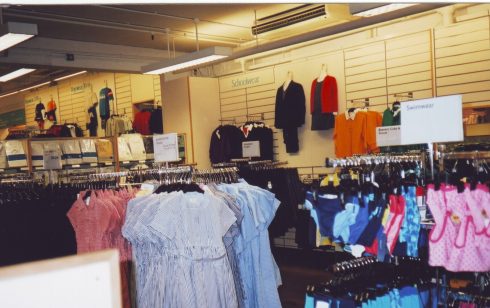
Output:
top-left (283, 127), bottom-right (299, 153)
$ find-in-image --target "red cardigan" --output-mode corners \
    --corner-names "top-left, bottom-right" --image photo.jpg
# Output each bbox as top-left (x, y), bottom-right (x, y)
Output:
top-left (310, 75), bottom-right (338, 114)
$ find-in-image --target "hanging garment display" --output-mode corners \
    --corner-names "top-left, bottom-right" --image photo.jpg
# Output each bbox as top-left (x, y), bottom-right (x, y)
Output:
top-left (149, 106), bottom-right (163, 134)
top-left (426, 184), bottom-right (490, 272)
top-left (34, 102), bottom-right (46, 129)
top-left (99, 87), bottom-right (114, 129)
top-left (333, 110), bottom-right (368, 157)
top-left (209, 124), bottom-right (244, 164)
top-left (87, 103), bottom-right (98, 137)
top-left (79, 139), bottom-right (98, 163)
top-left (95, 139), bottom-right (114, 163)
top-left (310, 75), bottom-right (338, 131)
top-left (30, 142), bottom-right (45, 167)
top-left (122, 180), bottom-right (282, 308)
top-left (105, 115), bottom-right (133, 137)
top-left (62, 140), bottom-right (83, 165)
top-left (0, 184), bottom-right (78, 267)
top-left (5, 140), bottom-right (27, 168)
top-left (60, 123), bottom-right (84, 138)
top-left (238, 165), bottom-right (304, 238)
top-left (122, 133), bottom-right (146, 161)
top-left (359, 109), bottom-right (383, 153)
top-left (68, 188), bottom-right (136, 308)
top-left (240, 121), bottom-right (274, 161)
top-left (46, 99), bottom-right (57, 123)
top-left (306, 257), bottom-right (434, 308)
top-left (133, 110), bottom-right (152, 135)
top-left (274, 80), bottom-right (306, 153)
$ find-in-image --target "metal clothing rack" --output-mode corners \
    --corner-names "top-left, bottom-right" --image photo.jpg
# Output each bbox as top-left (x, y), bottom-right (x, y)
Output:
top-left (326, 152), bottom-right (426, 168)
top-left (437, 150), bottom-right (490, 173)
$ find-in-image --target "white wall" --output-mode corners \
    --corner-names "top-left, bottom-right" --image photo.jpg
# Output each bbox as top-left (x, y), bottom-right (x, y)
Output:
top-left (205, 4), bottom-right (490, 174)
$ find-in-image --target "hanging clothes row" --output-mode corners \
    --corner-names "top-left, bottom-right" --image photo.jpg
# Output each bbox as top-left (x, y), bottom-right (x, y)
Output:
top-left (301, 153), bottom-right (426, 259)
top-left (133, 106), bottom-right (163, 135)
top-left (305, 256), bottom-right (436, 308)
top-left (209, 121), bottom-right (274, 163)
top-left (123, 179), bottom-right (282, 308)
top-left (237, 162), bottom-right (304, 239)
top-left (105, 114), bottom-right (133, 137)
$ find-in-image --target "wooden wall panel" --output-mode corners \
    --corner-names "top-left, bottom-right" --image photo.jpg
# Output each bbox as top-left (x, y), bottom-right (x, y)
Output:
top-left (435, 16), bottom-right (490, 107)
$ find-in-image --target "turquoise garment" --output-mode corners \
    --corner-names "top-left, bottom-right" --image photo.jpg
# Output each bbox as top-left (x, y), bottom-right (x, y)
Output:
top-left (349, 195), bottom-right (370, 244)
top-left (304, 294), bottom-right (314, 308)
top-left (333, 201), bottom-right (359, 243)
top-left (398, 186), bottom-right (420, 256)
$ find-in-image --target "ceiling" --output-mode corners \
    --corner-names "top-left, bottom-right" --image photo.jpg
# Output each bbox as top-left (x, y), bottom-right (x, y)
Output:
top-left (0, 3), bottom-right (438, 95)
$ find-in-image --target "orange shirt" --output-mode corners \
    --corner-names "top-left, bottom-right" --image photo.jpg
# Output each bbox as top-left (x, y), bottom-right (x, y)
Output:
top-left (333, 111), bottom-right (367, 158)
top-left (364, 110), bottom-right (383, 154)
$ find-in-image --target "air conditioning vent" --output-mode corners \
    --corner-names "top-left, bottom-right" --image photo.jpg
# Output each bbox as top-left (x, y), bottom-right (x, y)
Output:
top-left (252, 4), bottom-right (354, 36)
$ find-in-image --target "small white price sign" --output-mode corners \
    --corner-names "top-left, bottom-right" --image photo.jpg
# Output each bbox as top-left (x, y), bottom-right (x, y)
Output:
top-left (242, 141), bottom-right (261, 158)
top-left (376, 125), bottom-right (401, 146)
top-left (43, 149), bottom-right (62, 170)
top-left (153, 133), bottom-right (180, 162)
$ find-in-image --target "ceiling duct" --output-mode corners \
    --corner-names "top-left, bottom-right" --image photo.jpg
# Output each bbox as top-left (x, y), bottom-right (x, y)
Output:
top-left (252, 4), bottom-right (355, 36)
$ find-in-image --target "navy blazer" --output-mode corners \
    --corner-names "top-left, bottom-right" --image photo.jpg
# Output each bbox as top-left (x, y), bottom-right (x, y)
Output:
top-left (274, 81), bottom-right (306, 129)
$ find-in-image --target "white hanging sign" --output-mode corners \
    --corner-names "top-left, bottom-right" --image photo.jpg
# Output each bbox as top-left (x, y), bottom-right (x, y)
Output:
top-left (400, 95), bottom-right (463, 145)
top-left (376, 125), bottom-right (401, 146)
top-left (43, 149), bottom-right (62, 170)
top-left (242, 141), bottom-right (261, 158)
top-left (153, 133), bottom-right (180, 162)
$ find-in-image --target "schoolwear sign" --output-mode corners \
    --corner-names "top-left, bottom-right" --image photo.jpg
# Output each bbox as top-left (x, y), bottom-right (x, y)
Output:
top-left (219, 69), bottom-right (274, 92)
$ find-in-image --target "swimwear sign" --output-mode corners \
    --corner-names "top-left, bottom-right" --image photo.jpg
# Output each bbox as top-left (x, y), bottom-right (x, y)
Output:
top-left (219, 69), bottom-right (274, 92)
top-left (400, 95), bottom-right (463, 144)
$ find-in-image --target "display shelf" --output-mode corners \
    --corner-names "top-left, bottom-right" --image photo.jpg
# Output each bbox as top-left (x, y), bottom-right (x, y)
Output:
top-left (465, 123), bottom-right (490, 137)
top-left (32, 162), bottom-right (115, 172)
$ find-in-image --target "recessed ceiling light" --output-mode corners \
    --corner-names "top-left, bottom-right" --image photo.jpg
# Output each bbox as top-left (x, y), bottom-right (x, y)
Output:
top-left (0, 22), bottom-right (37, 52)
top-left (142, 46), bottom-right (232, 75)
top-left (0, 68), bottom-right (36, 82)
top-left (354, 4), bottom-right (417, 18)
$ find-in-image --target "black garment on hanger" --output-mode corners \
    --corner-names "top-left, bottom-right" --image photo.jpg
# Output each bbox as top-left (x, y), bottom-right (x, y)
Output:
top-left (35, 102), bottom-right (46, 121)
top-left (209, 125), bottom-right (244, 163)
top-left (87, 105), bottom-right (98, 137)
top-left (149, 106), bottom-right (163, 134)
top-left (274, 81), bottom-right (306, 129)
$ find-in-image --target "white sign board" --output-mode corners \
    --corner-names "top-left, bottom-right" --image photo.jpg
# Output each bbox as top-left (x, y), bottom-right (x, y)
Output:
top-left (0, 250), bottom-right (121, 308)
top-left (153, 133), bottom-right (180, 162)
top-left (43, 149), bottom-right (62, 170)
top-left (376, 125), bottom-right (401, 146)
top-left (242, 141), bottom-right (261, 158)
top-left (400, 95), bottom-right (463, 145)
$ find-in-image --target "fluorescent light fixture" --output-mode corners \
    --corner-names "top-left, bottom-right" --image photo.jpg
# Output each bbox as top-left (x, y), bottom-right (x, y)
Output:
top-left (0, 91), bottom-right (19, 99)
top-left (0, 81), bottom-right (49, 98)
top-left (143, 46), bottom-right (232, 75)
top-left (19, 81), bottom-right (51, 92)
top-left (0, 68), bottom-right (36, 82)
top-left (0, 22), bottom-right (38, 52)
top-left (54, 70), bottom-right (87, 81)
top-left (354, 4), bottom-right (417, 18)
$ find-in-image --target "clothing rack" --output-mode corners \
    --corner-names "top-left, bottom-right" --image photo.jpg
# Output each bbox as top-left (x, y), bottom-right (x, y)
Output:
top-left (331, 256), bottom-right (377, 273)
top-left (438, 150), bottom-right (490, 173)
top-left (326, 152), bottom-right (425, 168)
